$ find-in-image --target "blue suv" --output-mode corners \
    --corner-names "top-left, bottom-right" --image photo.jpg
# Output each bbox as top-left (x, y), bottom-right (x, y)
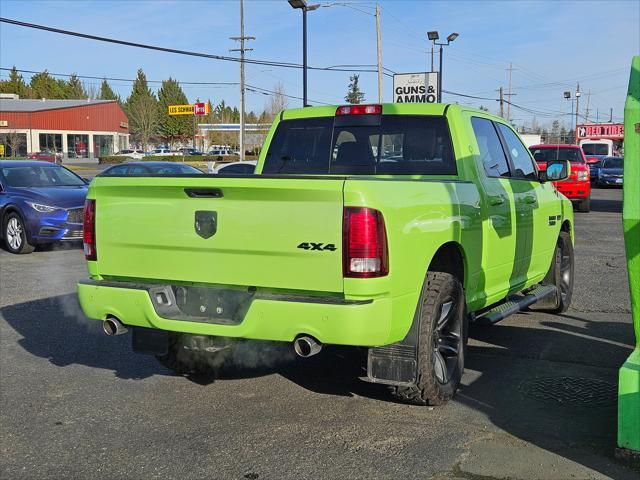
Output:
top-left (0, 161), bottom-right (88, 254)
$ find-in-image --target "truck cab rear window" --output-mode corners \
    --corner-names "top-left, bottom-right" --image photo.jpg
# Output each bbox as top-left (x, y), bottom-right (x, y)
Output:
top-left (262, 115), bottom-right (455, 175)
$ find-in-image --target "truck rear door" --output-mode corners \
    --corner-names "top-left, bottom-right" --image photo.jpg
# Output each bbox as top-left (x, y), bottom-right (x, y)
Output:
top-left (91, 176), bottom-right (345, 293)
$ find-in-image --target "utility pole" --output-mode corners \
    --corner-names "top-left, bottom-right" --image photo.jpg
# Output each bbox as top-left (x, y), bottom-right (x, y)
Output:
top-left (230, 0), bottom-right (254, 161)
top-left (585, 89), bottom-right (591, 123)
top-left (431, 44), bottom-right (434, 72)
top-left (575, 82), bottom-right (581, 136)
top-left (499, 86), bottom-right (504, 118)
top-left (610, 107), bottom-right (613, 123)
top-left (506, 62), bottom-right (514, 121)
top-left (375, 3), bottom-right (383, 102)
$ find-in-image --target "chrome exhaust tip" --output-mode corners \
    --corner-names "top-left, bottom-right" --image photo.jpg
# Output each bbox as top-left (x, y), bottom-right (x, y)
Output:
top-left (103, 317), bottom-right (129, 336)
top-left (293, 336), bottom-right (322, 358)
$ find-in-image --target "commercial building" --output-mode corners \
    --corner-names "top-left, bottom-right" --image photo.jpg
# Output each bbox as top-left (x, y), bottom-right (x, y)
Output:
top-left (0, 95), bottom-right (129, 159)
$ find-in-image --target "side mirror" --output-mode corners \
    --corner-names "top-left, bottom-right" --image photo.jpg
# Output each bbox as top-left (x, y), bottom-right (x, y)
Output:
top-left (540, 160), bottom-right (570, 182)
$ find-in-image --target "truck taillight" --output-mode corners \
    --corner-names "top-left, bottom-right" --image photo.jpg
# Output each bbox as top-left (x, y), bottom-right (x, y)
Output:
top-left (335, 104), bottom-right (382, 116)
top-left (343, 207), bottom-right (388, 278)
top-left (83, 199), bottom-right (96, 261)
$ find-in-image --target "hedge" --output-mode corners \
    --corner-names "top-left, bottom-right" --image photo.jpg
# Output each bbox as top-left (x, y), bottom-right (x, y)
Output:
top-left (99, 155), bottom-right (258, 164)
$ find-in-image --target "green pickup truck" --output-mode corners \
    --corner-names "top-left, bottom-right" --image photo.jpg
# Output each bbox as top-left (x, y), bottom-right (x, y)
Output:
top-left (78, 103), bottom-right (574, 405)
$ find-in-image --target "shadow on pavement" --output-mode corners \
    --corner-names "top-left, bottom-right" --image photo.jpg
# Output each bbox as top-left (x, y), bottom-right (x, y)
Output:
top-left (3, 293), bottom-right (638, 476)
top-left (590, 194), bottom-right (623, 213)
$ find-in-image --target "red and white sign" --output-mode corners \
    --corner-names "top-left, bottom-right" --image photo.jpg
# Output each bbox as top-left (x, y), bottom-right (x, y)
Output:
top-left (576, 123), bottom-right (624, 140)
top-left (193, 102), bottom-right (210, 116)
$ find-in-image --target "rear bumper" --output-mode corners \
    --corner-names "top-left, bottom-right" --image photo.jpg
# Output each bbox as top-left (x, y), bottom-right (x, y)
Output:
top-left (77, 280), bottom-right (413, 347)
top-left (555, 181), bottom-right (590, 200)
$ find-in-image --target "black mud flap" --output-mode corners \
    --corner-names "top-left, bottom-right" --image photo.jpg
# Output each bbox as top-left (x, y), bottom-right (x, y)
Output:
top-left (132, 327), bottom-right (169, 356)
top-left (367, 344), bottom-right (417, 386)
top-left (366, 309), bottom-right (420, 387)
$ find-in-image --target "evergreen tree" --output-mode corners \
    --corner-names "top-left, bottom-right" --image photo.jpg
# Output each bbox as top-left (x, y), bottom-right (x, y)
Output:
top-left (157, 77), bottom-right (191, 145)
top-left (0, 66), bottom-right (29, 97)
top-left (345, 74), bottom-right (365, 104)
top-left (125, 69), bottom-right (159, 149)
top-left (29, 70), bottom-right (67, 99)
top-left (99, 79), bottom-right (119, 101)
top-left (64, 74), bottom-right (87, 99)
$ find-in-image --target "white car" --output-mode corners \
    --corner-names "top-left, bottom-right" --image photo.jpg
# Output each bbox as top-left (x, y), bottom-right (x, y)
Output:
top-left (208, 149), bottom-right (234, 157)
top-left (114, 149), bottom-right (144, 160)
top-left (214, 161), bottom-right (257, 175)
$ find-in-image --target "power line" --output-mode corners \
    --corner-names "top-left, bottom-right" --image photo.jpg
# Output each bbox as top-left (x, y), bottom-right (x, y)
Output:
top-left (0, 16), bottom-right (394, 76)
top-left (0, 66), bottom-right (334, 106)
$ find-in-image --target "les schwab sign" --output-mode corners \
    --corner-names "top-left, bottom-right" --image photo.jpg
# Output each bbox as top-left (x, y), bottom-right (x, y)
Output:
top-left (393, 73), bottom-right (439, 103)
top-left (168, 103), bottom-right (210, 116)
top-left (577, 123), bottom-right (624, 140)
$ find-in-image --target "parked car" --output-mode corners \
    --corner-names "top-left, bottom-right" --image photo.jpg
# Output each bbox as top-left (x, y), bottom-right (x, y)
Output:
top-left (0, 160), bottom-right (88, 253)
top-left (596, 156), bottom-right (624, 187)
top-left (27, 151), bottom-right (59, 163)
top-left (529, 144), bottom-right (591, 212)
top-left (208, 149), bottom-right (234, 157)
top-left (178, 148), bottom-right (205, 156)
top-left (585, 154), bottom-right (608, 180)
top-left (114, 149), bottom-right (145, 160)
top-left (214, 161), bottom-right (257, 174)
top-left (101, 162), bottom-right (203, 176)
top-left (149, 148), bottom-right (179, 156)
top-left (78, 104), bottom-right (575, 406)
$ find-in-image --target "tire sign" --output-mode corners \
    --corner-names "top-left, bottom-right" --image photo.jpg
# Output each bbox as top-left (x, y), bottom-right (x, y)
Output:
top-left (393, 73), bottom-right (439, 103)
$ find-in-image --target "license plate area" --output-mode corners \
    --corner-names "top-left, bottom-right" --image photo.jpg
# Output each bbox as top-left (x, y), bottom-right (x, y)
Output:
top-left (148, 285), bottom-right (254, 325)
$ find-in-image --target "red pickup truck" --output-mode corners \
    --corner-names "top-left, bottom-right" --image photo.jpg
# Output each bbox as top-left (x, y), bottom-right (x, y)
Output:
top-left (529, 144), bottom-right (591, 212)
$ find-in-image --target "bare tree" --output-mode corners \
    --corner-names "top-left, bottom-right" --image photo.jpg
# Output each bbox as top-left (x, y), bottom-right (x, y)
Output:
top-left (266, 82), bottom-right (289, 120)
top-left (3, 130), bottom-right (26, 157)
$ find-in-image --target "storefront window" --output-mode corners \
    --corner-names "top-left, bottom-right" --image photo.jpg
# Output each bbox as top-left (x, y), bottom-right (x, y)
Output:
top-left (0, 132), bottom-right (28, 157)
top-left (39, 133), bottom-right (62, 153)
top-left (67, 134), bottom-right (89, 158)
top-left (93, 135), bottom-right (114, 157)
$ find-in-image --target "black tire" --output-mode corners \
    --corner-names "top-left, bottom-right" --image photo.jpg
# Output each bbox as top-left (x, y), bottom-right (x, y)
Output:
top-left (536, 231), bottom-right (574, 313)
top-left (577, 196), bottom-right (590, 213)
top-left (390, 272), bottom-right (467, 406)
top-left (156, 333), bottom-right (231, 375)
top-left (3, 212), bottom-right (35, 254)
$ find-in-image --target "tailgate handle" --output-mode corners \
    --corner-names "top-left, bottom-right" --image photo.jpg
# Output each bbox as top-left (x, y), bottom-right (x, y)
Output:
top-left (184, 188), bottom-right (223, 198)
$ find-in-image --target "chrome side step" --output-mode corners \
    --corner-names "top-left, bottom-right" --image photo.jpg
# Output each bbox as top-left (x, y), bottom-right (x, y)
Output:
top-left (475, 284), bottom-right (557, 325)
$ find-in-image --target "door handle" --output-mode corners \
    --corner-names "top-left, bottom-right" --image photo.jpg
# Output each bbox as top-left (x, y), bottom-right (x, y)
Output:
top-left (488, 195), bottom-right (505, 206)
top-left (184, 188), bottom-right (223, 198)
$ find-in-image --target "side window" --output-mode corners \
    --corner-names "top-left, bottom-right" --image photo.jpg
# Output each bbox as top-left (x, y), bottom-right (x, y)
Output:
top-left (496, 123), bottom-right (537, 180)
top-left (471, 117), bottom-right (510, 177)
top-left (105, 165), bottom-right (129, 175)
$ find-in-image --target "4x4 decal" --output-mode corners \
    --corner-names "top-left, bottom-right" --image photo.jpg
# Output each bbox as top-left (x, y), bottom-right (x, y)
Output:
top-left (297, 242), bottom-right (337, 252)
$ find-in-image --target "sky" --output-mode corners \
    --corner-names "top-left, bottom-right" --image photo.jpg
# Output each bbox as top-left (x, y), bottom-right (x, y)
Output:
top-left (1, 0), bottom-right (638, 129)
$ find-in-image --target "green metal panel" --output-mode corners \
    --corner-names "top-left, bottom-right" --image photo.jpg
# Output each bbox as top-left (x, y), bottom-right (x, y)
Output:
top-left (618, 55), bottom-right (640, 457)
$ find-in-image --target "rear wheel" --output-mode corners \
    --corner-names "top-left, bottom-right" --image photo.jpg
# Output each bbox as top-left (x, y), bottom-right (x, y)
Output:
top-left (536, 231), bottom-right (574, 313)
top-left (390, 272), bottom-right (467, 406)
top-left (156, 333), bottom-right (232, 375)
top-left (3, 213), bottom-right (35, 254)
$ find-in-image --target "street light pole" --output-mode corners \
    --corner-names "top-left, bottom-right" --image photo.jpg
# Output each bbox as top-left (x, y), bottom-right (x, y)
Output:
top-left (303, 6), bottom-right (308, 106)
top-left (289, 0), bottom-right (320, 107)
top-left (428, 31), bottom-right (458, 103)
top-left (439, 43), bottom-right (443, 103)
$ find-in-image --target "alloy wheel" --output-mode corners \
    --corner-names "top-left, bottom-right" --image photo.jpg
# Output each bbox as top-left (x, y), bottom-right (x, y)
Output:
top-left (6, 217), bottom-right (23, 251)
top-left (432, 298), bottom-right (462, 384)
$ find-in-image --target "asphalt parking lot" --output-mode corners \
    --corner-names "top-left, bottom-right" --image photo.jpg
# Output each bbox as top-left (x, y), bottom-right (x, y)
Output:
top-left (0, 187), bottom-right (637, 480)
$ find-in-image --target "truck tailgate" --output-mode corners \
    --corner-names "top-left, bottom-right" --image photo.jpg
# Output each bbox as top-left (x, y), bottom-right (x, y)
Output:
top-left (90, 176), bottom-right (345, 293)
